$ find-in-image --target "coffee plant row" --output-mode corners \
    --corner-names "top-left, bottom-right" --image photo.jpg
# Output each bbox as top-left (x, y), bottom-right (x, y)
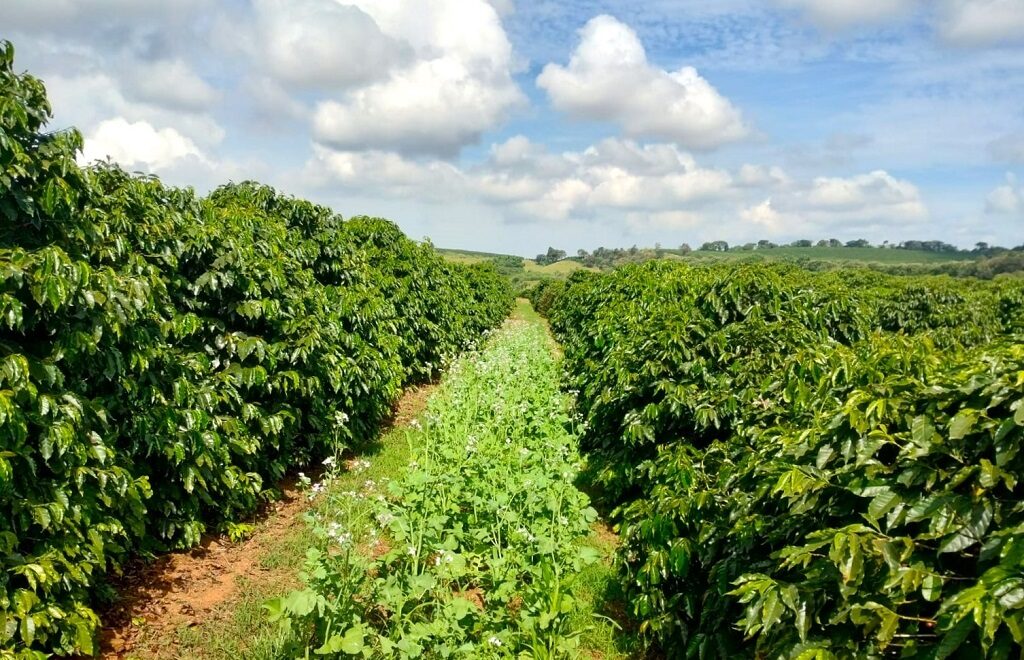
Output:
top-left (0, 42), bottom-right (513, 658)
top-left (542, 261), bottom-right (1024, 658)
top-left (269, 320), bottom-right (601, 657)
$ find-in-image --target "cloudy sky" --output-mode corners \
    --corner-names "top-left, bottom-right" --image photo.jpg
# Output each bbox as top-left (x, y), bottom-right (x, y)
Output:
top-left (3, 0), bottom-right (1023, 255)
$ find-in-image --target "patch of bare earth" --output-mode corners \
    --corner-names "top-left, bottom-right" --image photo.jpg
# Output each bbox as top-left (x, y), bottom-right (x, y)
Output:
top-left (591, 520), bottom-right (619, 556)
top-left (97, 383), bottom-right (437, 659)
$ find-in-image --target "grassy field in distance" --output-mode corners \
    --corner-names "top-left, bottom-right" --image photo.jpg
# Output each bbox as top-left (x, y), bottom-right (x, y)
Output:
top-left (523, 259), bottom-right (595, 275)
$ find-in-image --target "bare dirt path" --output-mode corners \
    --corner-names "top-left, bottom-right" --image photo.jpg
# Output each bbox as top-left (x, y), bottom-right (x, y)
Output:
top-left (97, 384), bottom-right (437, 659)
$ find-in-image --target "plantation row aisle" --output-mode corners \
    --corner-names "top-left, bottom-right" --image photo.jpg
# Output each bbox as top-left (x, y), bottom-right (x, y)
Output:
top-left (267, 301), bottom-right (628, 658)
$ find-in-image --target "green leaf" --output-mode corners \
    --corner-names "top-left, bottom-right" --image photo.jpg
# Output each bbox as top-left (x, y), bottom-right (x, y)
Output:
top-left (867, 489), bottom-right (901, 523)
top-left (948, 411), bottom-right (978, 440)
top-left (876, 607), bottom-right (899, 648)
top-left (282, 589), bottom-right (317, 617)
top-left (994, 579), bottom-right (1024, 610)
top-left (579, 545), bottom-right (603, 566)
top-left (935, 616), bottom-right (974, 660)
top-left (911, 415), bottom-right (937, 446)
top-left (922, 574), bottom-right (943, 602)
top-left (940, 503), bottom-right (993, 554)
top-left (340, 627), bottom-right (365, 654)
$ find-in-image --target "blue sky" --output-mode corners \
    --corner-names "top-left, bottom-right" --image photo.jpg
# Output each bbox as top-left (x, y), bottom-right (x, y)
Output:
top-left (2, 0), bottom-right (1022, 255)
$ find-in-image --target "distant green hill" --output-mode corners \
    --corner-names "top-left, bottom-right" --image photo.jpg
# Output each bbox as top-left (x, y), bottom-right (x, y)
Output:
top-left (673, 246), bottom-right (975, 264)
top-left (437, 248), bottom-right (597, 290)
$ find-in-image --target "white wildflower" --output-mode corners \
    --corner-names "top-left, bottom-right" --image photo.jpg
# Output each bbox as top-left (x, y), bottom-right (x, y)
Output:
top-left (325, 522), bottom-right (352, 546)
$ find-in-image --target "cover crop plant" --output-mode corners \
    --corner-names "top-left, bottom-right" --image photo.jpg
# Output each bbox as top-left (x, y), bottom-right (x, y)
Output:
top-left (269, 319), bottom-right (604, 658)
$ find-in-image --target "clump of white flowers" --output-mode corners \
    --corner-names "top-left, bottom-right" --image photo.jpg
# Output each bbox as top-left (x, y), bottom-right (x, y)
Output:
top-left (325, 521), bottom-right (352, 547)
top-left (346, 458), bottom-right (371, 473)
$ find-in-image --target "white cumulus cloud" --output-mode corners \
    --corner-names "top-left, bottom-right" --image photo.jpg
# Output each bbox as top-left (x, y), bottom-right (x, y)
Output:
top-left (309, 0), bottom-right (524, 157)
top-left (737, 164), bottom-right (791, 188)
top-left (80, 117), bottom-right (207, 171)
top-left (304, 145), bottom-right (465, 202)
top-left (763, 170), bottom-right (929, 233)
top-left (306, 136), bottom-right (741, 221)
top-left (302, 135), bottom-right (937, 245)
top-left (986, 173), bottom-right (1023, 214)
top-left (939, 0), bottom-right (1024, 46)
top-left (44, 72), bottom-right (225, 149)
top-left (741, 198), bottom-right (790, 231)
top-left (536, 15), bottom-right (749, 150)
top-left (803, 170), bottom-right (925, 217)
top-left (250, 0), bottom-right (410, 90)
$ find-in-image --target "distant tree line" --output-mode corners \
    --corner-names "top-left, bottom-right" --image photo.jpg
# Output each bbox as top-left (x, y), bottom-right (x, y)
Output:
top-left (705, 238), bottom-right (1017, 255)
top-left (535, 240), bottom-right (1024, 272)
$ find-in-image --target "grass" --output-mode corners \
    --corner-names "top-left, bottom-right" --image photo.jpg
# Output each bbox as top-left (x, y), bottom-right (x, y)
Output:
top-left (511, 297), bottom-right (541, 323)
top-left (524, 259), bottom-right (596, 275)
top-left (436, 251), bottom-right (488, 264)
top-left (173, 579), bottom-right (292, 659)
top-left (436, 247), bottom-right (520, 263)
top-left (568, 529), bottom-right (638, 659)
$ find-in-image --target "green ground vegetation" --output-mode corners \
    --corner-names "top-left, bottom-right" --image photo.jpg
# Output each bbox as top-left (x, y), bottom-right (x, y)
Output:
top-left (267, 302), bottom-right (631, 658)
